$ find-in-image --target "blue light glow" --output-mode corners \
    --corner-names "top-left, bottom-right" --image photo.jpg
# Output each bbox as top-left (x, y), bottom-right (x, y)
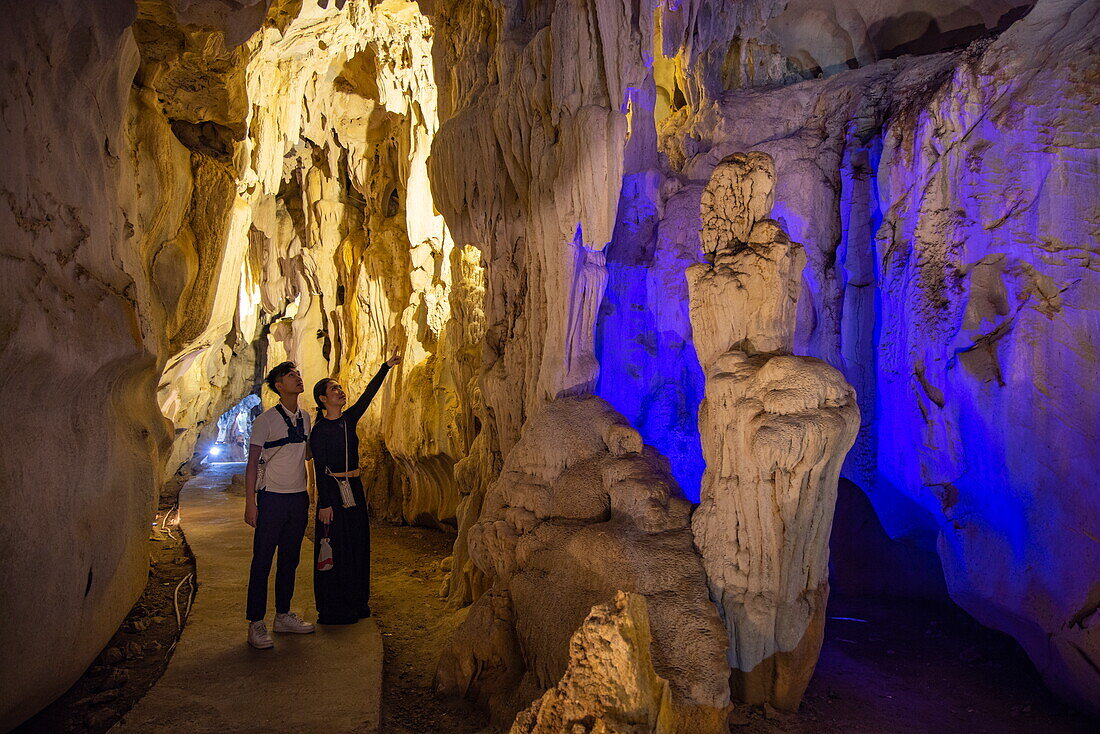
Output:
top-left (595, 172), bottom-right (705, 501)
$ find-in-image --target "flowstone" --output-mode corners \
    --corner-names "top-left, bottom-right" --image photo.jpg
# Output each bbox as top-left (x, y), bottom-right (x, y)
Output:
top-left (436, 397), bottom-right (730, 733)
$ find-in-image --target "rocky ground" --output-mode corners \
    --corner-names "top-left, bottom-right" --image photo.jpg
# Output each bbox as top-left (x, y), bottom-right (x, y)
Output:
top-left (374, 526), bottom-right (1095, 734)
top-left (371, 523), bottom-right (489, 733)
top-left (14, 477), bottom-right (195, 734)
top-left (736, 594), bottom-right (1095, 733)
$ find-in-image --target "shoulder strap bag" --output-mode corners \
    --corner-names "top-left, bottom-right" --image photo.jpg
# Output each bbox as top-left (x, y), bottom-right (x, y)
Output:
top-left (325, 418), bottom-right (356, 509)
top-left (257, 406), bottom-right (305, 491)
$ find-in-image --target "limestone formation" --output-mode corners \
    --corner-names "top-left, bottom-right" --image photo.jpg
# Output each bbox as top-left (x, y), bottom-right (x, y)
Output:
top-left (510, 592), bottom-right (674, 734)
top-left (1, 4), bottom-right (168, 726)
top-left (436, 397), bottom-right (730, 733)
top-left (689, 152), bottom-right (860, 710)
top-left (693, 153), bottom-right (802, 360)
top-left (661, 0), bottom-right (1100, 714)
top-left (2, 1), bottom-right (486, 726)
top-left (699, 151), bottom-right (777, 256)
top-left (3, 0), bottom-right (1100, 727)
top-left (126, 0), bottom-right (491, 530)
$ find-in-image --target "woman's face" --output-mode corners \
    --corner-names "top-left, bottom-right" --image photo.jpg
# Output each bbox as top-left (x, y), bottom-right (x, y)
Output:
top-left (324, 381), bottom-right (347, 409)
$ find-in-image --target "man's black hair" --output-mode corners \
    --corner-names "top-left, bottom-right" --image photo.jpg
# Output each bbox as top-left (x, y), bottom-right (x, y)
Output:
top-left (265, 361), bottom-right (297, 395)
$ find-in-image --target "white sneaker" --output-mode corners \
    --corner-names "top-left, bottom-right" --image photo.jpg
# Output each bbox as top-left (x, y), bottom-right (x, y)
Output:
top-left (248, 620), bottom-right (274, 649)
top-left (274, 612), bottom-right (315, 634)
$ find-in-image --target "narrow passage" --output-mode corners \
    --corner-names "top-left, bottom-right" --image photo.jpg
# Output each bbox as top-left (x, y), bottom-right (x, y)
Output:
top-left (115, 464), bottom-right (382, 733)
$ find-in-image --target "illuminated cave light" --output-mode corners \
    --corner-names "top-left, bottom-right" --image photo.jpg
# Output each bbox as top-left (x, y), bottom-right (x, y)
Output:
top-left (595, 172), bottom-right (705, 501)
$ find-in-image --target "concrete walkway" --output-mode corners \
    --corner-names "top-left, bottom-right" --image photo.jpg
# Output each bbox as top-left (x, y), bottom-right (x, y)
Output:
top-left (115, 464), bottom-right (382, 733)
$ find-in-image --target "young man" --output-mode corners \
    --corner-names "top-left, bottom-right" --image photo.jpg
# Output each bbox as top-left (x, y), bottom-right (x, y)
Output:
top-left (244, 361), bottom-right (316, 648)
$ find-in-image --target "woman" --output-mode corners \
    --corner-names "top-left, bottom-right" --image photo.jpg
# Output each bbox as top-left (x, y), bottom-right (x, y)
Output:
top-left (310, 353), bottom-right (400, 624)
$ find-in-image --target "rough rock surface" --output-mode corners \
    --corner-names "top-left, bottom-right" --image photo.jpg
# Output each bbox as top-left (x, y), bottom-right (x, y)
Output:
top-left (137, 0), bottom-right (488, 530)
top-left (436, 397), bottom-right (730, 733)
top-left (869, 1), bottom-right (1100, 712)
top-left (4, 0), bottom-right (1099, 726)
top-left (662, 0), bottom-right (1100, 714)
top-left (688, 152), bottom-right (860, 710)
top-left (509, 591), bottom-right (674, 734)
top-left (0, 3), bottom-right (168, 727)
top-left (2, 0), bottom-right (486, 726)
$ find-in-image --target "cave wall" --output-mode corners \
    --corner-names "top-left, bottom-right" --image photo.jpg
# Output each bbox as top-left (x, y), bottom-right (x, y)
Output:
top-left (659, 0), bottom-right (1098, 713)
top-left (0, 1), bottom-right (185, 726)
top-left (426, 0), bottom-right (1098, 717)
top-left (655, 0), bottom-right (1099, 714)
top-left (2, 0), bottom-right (487, 726)
top-left (2, 0), bottom-right (1097, 727)
top-left (129, 0), bottom-right (486, 530)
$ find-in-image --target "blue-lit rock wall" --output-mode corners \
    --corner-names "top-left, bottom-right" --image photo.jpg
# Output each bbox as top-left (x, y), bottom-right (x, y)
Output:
top-left (596, 172), bottom-right (707, 498)
top-left (871, 1), bottom-right (1099, 712)
top-left (596, 0), bottom-right (1098, 714)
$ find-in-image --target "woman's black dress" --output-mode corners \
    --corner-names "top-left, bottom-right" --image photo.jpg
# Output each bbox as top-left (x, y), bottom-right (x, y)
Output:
top-left (310, 363), bottom-right (390, 624)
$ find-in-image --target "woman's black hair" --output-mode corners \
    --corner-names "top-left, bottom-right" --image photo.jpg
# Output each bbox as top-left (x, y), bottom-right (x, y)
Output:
top-left (265, 361), bottom-right (296, 394)
top-left (313, 378), bottom-right (335, 420)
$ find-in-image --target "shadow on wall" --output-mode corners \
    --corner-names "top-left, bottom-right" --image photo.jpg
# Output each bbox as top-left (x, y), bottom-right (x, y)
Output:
top-left (867, 5), bottom-right (1034, 61)
top-left (830, 478), bottom-right (949, 602)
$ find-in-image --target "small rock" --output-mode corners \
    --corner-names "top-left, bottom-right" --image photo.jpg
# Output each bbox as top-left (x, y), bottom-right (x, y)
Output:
top-left (728, 707), bottom-right (752, 726)
top-left (75, 689), bottom-right (119, 707)
top-left (131, 619), bottom-right (149, 632)
top-left (150, 616), bottom-right (167, 624)
top-left (92, 668), bottom-right (129, 692)
top-left (124, 641), bottom-right (144, 659)
top-left (763, 703), bottom-right (789, 721)
top-left (440, 555), bottom-right (454, 572)
top-left (100, 647), bottom-right (125, 665)
top-left (83, 708), bottom-right (116, 729)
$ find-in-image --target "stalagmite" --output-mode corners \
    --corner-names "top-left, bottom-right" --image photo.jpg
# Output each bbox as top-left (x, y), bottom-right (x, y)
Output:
top-left (509, 592), bottom-right (675, 734)
top-left (4, 0), bottom-right (1100, 728)
top-left (688, 152), bottom-right (860, 710)
top-left (436, 397), bottom-right (730, 733)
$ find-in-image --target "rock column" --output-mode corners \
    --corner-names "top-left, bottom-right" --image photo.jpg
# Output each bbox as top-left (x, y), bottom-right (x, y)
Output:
top-left (688, 152), bottom-right (860, 710)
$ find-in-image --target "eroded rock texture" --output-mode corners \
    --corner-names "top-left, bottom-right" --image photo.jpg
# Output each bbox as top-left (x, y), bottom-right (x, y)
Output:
top-left (435, 397), bottom-right (730, 733)
top-left (662, 0), bottom-right (1100, 714)
top-left (688, 152), bottom-right (860, 709)
top-left (2, 0), bottom-right (486, 726)
top-left (0, 3), bottom-right (166, 726)
top-left (3, 0), bottom-right (1098, 726)
top-left (510, 591), bottom-right (674, 734)
top-left (138, 0), bottom-right (487, 531)
top-left (422, 0), bottom-right (680, 605)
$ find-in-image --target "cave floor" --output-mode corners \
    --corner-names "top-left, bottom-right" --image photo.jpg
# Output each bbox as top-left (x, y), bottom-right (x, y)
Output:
top-left (369, 527), bottom-right (1095, 734)
top-left (89, 464), bottom-right (1093, 734)
top-left (742, 592), bottom-right (1095, 733)
top-left (370, 523), bottom-right (489, 733)
top-left (114, 464), bottom-right (383, 733)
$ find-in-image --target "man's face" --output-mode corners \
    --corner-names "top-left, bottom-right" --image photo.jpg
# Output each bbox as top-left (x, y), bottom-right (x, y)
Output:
top-left (276, 368), bottom-right (304, 396)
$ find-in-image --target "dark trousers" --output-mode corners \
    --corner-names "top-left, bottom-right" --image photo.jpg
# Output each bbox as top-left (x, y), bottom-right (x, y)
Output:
top-left (246, 491), bottom-right (309, 621)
